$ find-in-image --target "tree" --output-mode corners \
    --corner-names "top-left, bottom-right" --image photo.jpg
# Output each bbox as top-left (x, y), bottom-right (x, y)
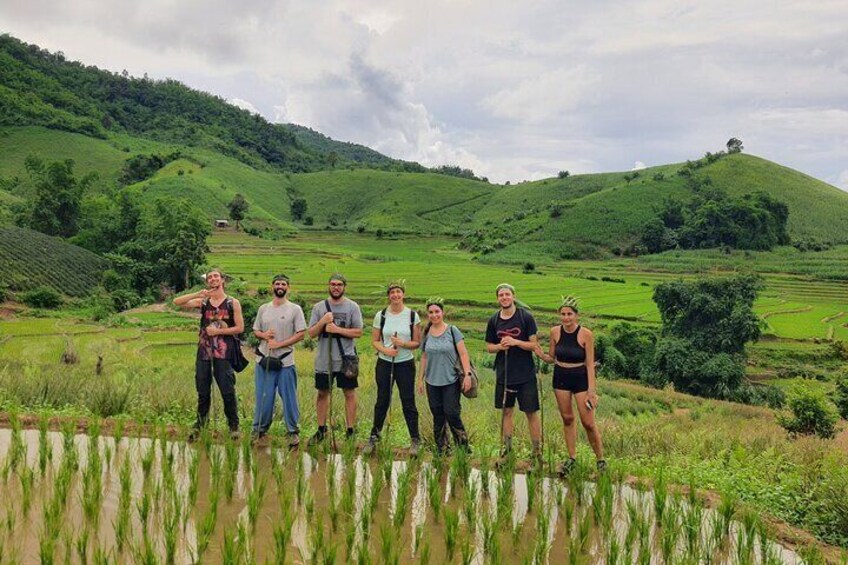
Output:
top-left (646, 275), bottom-right (763, 399)
top-left (558, 170), bottom-right (570, 179)
top-left (227, 193), bottom-right (249, 230)
top-left (726, 137), bottom-right (743, 154)
top-left (778, 384), bottom-right (839, 439)
top-left (23, 156), bottom-right (96, 238)
top-left (290, 197), bottom-right (308, 221)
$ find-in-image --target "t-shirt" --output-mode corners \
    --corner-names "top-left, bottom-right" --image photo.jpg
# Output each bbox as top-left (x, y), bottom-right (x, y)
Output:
top-left (422, 325), bottom-right (464, 387)
top-left (253, 301), bottom-right (307, 367)
top-left (309, 298), bottom-right (364, 373)
top-left (372, 307), bottom-right (421, 363)
top-left (485, 308), bottom-right (538, 385)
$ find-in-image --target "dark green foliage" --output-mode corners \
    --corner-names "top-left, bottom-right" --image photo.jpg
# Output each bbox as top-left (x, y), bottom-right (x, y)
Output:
top-left (642, 190), bottom-right (790, 253)
top-left (20, 285), bottom-right (63, 308)
top-left (290, 198), bottom-right (307, 221)
top-left (20, 156), bottom-right (96, 238)
top-left (119, 152), bottom-right (181, 185)
top-left (647, 275), bottom-right (762, 399)
top-left (227, 193), bottom-right (249, 229)
top-left (834, 371), bottom-right (848, 420)
top-left (0, 226), bottom-right (108, 296)
top-left (607, 323), bottom-right (657, 379)
top-left (558, 170), bottom-right (570, 179)
top-left (431, 165), bottom-right (485, 182)
top-left (778, 384), bottom-right (838, 439)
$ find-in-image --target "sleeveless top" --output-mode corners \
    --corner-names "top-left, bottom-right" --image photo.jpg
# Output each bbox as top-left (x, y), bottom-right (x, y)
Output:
top-left (198, 298), bottom-right (234, 361)
top-left (555, 325), bottom-right (585, 363)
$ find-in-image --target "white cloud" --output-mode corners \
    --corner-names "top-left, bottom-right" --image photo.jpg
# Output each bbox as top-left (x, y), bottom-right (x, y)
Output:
top-left (838, 170), bottom-right (848, 191)
top-left (228, 98), bottom-right (259, 115)
top-left (1, 0), bottom-right (847, 185)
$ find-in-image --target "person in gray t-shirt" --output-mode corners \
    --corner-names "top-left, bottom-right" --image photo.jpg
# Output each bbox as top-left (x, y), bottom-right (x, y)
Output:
top-left (251, 274), bottom-right (307, 446)
top-left (417, 297), bottom-right (473, 453)
top-left (306, 273), bottom-right (364, 446)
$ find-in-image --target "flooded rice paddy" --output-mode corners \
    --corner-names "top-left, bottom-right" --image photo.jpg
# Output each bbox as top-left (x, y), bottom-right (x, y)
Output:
top-left (0, 425), bottom-right (801, 564)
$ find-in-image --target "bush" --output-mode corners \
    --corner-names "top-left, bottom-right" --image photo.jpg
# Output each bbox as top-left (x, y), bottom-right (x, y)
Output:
top-left (21, 286), bottom-right (63, 309)
top-left (778, 384), bottom-right (839, 439)
top-left (834, 371), bottom-right (848, 420)
top-left (522, 262), bottom-right (535, 273)
top-left (558, 170), bottom-right (570, 179)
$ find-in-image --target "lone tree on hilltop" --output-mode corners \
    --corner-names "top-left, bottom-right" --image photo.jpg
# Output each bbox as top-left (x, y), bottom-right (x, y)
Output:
top-left (558, 170), bottom-right (570, 179)
top-left (726, 137), bottom-right (743, 154)
top-left (227, 193), bottom-right (249, 230)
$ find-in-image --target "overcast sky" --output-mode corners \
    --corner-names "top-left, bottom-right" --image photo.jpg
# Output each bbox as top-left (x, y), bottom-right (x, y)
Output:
top-left (2, 1), bottom-right (847, 187)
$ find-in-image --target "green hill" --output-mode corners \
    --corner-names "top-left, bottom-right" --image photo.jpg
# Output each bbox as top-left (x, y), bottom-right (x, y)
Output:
top-left (0, 226), bottom-right (108, 296)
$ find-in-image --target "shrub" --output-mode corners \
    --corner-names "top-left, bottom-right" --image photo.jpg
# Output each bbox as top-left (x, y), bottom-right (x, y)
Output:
top-left (834, 371), bottom-right (848, 420)
top-left (558, 170), bottom-right (570, 179)
top-left (21, 286), bottom-right (63, 309)
top-left (303, 216), bottom-right (314, 226)
top-left (522, 262), bottom-right (535, 273)
top-left (778, 384), bottom-right (839, 439)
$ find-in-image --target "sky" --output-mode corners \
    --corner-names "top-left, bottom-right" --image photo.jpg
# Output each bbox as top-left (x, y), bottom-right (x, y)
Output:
top-left (1, 1), bottom-right (847, 187)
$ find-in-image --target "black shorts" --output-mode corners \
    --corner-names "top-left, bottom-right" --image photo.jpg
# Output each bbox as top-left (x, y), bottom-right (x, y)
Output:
top-left (553, 366), bottom-right (589, 393)
top-left (494, 378), bottom-right (540, 413)
top-left (315, 371), bottom-right (358, 391)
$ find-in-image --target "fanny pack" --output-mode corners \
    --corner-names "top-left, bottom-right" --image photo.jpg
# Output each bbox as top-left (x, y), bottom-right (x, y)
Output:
top-left (256, 349), bottom-right (292, 372)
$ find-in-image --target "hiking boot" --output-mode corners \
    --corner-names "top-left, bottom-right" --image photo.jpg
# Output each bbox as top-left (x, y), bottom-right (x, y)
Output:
top-left (362, 436), bottom-right (378, 456)
top-left (409, 438), bottom-right (421, 458)
top-left (229, 429), bottom-right (241, 441)
top-left (597, 459), bottom-right (608, 475)
top-left (187, 428), bottom-right (201, 443)
top-left (346, 427), bottom-right (356, 440)
top-left (558, 457), bottom-right (577, 478)
top-left (250, 431), bottom-right (265, 445)
top-left (287, 432), bottom-right (300, 449)
top-left (307, 428), bottom-right (326, 447)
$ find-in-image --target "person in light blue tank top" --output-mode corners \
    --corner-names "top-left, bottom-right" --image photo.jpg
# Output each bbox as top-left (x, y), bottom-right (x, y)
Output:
top-left (417, 297), bottom-right (473, 453)
top-left (363, 280), bottom-right (422, 456)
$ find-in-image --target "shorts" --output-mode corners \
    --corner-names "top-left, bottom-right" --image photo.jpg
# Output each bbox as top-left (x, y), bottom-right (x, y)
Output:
top-left (553, 366), bottom-right (589, 393)
top-left (494, 378), bottom-right (540, 413)
top-left (314, 371), bottom-right (358, 391)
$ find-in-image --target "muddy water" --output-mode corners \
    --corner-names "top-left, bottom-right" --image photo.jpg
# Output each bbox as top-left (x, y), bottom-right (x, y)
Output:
top-left (0, 429), bottom-right (800, 564)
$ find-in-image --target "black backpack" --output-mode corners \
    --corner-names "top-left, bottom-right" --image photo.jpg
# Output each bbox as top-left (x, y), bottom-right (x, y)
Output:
top-left (201, 296), bottom-right (249, 372)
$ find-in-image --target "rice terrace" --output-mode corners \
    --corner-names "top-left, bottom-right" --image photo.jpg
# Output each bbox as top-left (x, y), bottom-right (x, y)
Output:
top-left (1, 11), bottom-right (848, 565)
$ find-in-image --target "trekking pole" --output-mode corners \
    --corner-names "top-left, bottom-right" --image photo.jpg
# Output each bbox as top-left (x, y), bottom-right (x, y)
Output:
top-left (386, 332), bottom-right (397, 450)
top-left (328, 331), bottom-right (338, 453)
top-left (536, 353), bottom-right (545, 469)
top-left (499, 347), bottom-right (509, 454)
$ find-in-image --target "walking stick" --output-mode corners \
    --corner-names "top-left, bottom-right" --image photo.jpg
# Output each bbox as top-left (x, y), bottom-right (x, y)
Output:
top-left (536, 353), bottom-right (544, 468)
top-left (499, 347), bottom-right (509, 455)
top-left (328, 330), bottom-right (338, 453)
top-left (386, 332), bottom-right (397, 447)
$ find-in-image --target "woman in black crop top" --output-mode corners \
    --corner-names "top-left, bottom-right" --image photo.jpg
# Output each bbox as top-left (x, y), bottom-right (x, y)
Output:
top-left (536, 297), bottom-right (605, 475)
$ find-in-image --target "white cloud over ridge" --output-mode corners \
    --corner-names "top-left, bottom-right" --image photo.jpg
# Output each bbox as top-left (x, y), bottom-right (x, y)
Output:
top-left (1, 0), bottom-right (847, 185)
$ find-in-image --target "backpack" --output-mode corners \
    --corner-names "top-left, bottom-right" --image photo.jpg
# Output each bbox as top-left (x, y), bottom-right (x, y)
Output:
top-left (201, 296), bottom-right (249, 372)
top-left (379, 307), bottom-right (417, 343)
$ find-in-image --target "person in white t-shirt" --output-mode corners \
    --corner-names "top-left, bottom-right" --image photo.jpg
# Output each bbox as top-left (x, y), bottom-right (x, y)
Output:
top-left (363, 280), bottom-right (421, 456)
top-left (252, 274), bottom-right (307, 447)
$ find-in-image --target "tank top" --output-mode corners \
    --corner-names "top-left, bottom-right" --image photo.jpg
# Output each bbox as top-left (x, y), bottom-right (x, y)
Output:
top-left (198, 297), bottom-right (234, 360)
top-left (555, 325), bottom-right (585, 363)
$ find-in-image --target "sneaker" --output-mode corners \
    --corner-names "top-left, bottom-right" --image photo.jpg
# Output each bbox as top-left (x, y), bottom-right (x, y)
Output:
top-left (409, 438), bottom-right (421, 458)
top-left (187, 428), bottom-right (201, 443)
top-left (250, 431), bottom-right (265, 444)
top-left (307, 429), bottom-right (326, 447)
top-left (597, 459), bottom-right (607, 475)
top-left (558, 457), bottom-right (577, 478)
top-left (229, 429), bottom-right (241, 441)
top-left (362, 436), bottom-right (378, 456)
top-left (287, 432), bottom-right (300, 449)
top-left (346, 427), bottom-right (356, 440)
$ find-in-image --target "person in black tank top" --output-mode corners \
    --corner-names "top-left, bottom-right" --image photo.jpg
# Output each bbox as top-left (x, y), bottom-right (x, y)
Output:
top-left (536, 297), bottom-right (606, 475)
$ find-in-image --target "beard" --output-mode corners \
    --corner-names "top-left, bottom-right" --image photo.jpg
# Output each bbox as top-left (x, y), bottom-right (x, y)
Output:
top-left (330, 287), bottom-right (345, 299)
top-left (274, 288), bottom-right (287, 298)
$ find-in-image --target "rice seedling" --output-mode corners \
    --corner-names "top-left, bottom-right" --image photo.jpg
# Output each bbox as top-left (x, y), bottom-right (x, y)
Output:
top-left (368, 464), bottom-right (384, 522)
top-left (196, 488), bottom-right (220, 559)
top-left (426, 465), bottom-right (442, 522)
top-left (636, 509), bottom-right (652, 565)
top-left (247, 472), bottom-right (267, 533)
top-left (653, 469), bottom-right (668, 524)
top-left (592, 471), bottom-right (614, 533)
top-left (659, 503), bottom-right (681, 564)
top-left (564, 496), bottom-right (576, 537)
top-left (75, 527), bottom-right (89, 564)
top-left (113, 418), bottom-right (125, 447)
top-left (495, 476), bottom-right (512, 528)
top-left (444, 506), bottom-right (460, 561)
top-left (163, 489), bottom-right (182, 565)
top-left (39, 527), bottom-right (57, 565)
top-left (481, 511), bottom-right (499, 563)
top-left (38, 414), bottom-right (52, 475)
top-left (305, 487), bottom-right (315, 523)
top-left (417, 530), bottom-right (431, 564)
top-left (309, 514), bottom-right (327, 564)
top-left (533, 499), bottom-right (551, 564)
top-left (19, 465), bottom-right (35, 516)
top-left (393, 464), bottom-right (412, 531)
top-left (606, 534), bottom-right (621, 565)
top-left (460, 529), bottom-right (474, 565)
top-left (716, 491), bottom-right (736, 546)
top-left (345, 521), bottom-right (357, 560)
top-left (525, 469), bottom-right (539, 514)
top-left (136, 489), bottom-right (151, 534)
top-left (221, 523), bottom-right (244, 565)
top-left (798, 544), bottom-right (826, 565)
top-left (92, 544), bottom-right (109, 565)
top-left (578, 505), bottom-right (592, 552)
top-left (463, 478), bottom-right (479, 533)
top-left (682, 497), bottom-right (703, 559)
top-left (356, 536), bottom-right (373, 565)
top-left (379, 524), bottom-right (398, 565)
top-left (511, 513), bottom-right (524, 551)
top-left (223, 439), bottom-right (239, 501)
top-left (296, 454), bottom-right (306, 506)
top-left (568, 535), bottom-right (581, 565)
top-left (140, 439), bottom-right (156, 483)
